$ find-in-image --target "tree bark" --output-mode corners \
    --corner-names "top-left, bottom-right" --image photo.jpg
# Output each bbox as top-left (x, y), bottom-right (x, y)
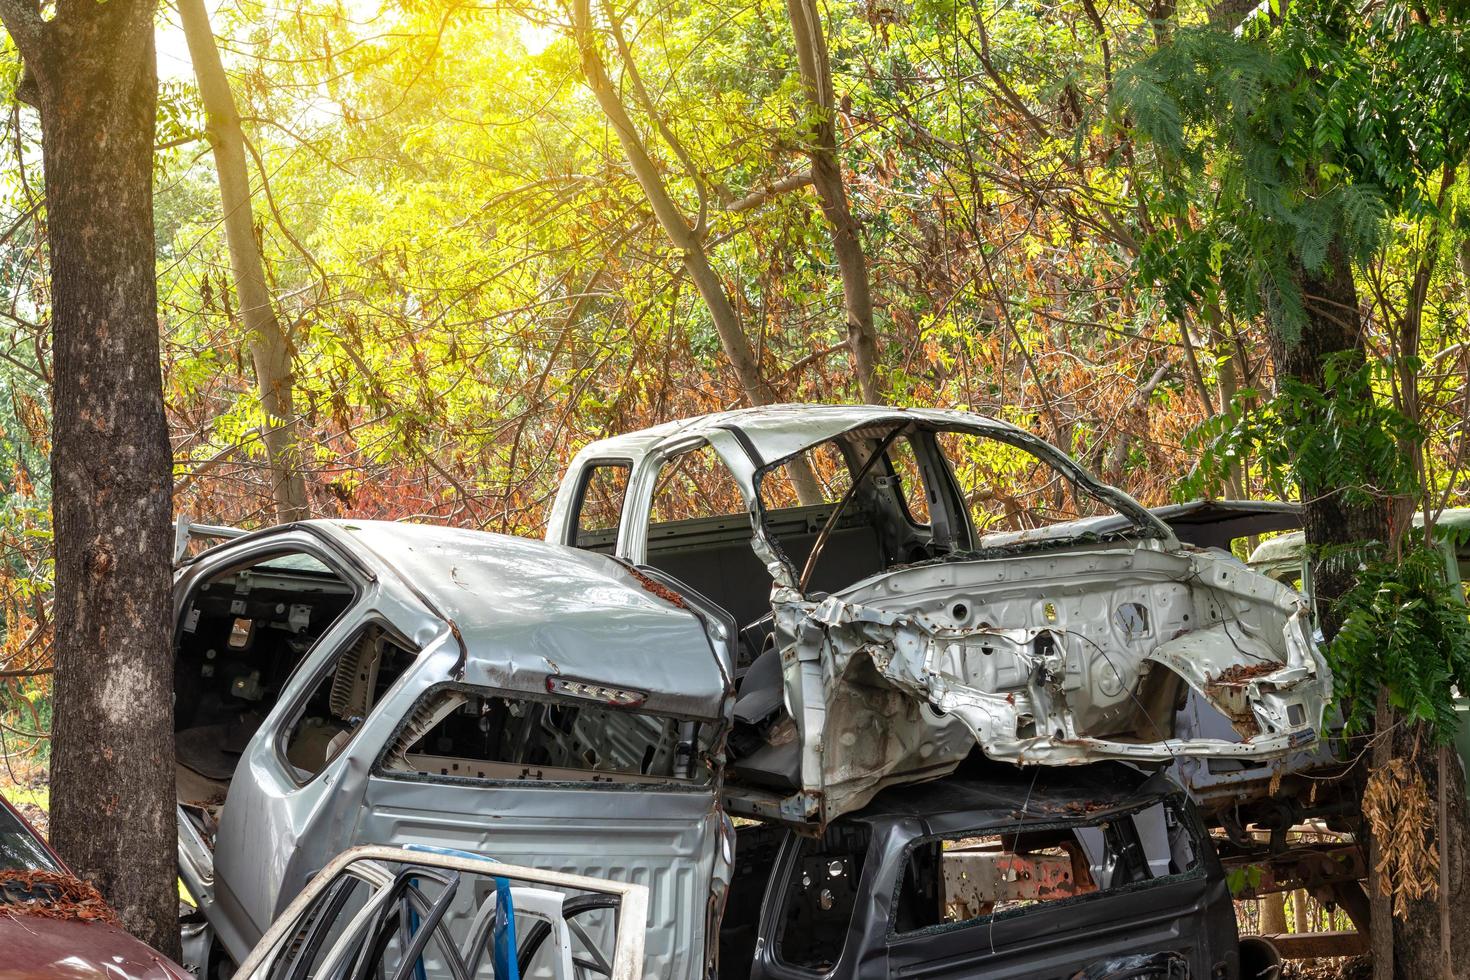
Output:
top-left (1272, 245), bottom-right (1392, 975)
top-left (783, 0), bottom-right (883, 404)
top-left (1271, 243), bottom-right (1386, 637)
top-left (179, 0), bottom-right (310, 523)
top-left (0, 0), bottom-right (180, 956)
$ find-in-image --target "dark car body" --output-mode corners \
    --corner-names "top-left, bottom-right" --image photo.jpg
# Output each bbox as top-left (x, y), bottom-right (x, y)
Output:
top-left (719, 762), bottom-right (1239, 980)
top-left (1, 793), bottom-right (192, 980)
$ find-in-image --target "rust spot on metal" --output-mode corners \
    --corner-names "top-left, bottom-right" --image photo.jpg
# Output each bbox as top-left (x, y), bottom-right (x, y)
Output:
top-left (625, 566), bottom-right (688, 609)
top-left (1203, 663), bottom-right (1276, 738)
top-left (941, 847), bottom-right (1095, 917)
top-left (1209, 662), bottom-right (1279, 686)
top-left (1033, 798), bottom-right (1112, 815)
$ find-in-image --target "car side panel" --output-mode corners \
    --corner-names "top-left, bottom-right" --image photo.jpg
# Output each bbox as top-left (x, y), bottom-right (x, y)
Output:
top-left (878, 874), bottom-right (1236, 979)
top-left (358, 774), bottom-right (724, 980)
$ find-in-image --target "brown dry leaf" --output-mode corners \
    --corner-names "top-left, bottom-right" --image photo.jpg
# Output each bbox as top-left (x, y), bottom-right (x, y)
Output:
top-left (1362, 751), bottom-right (1439, 916)
top-left (0, 869), bottom-right (122, 928)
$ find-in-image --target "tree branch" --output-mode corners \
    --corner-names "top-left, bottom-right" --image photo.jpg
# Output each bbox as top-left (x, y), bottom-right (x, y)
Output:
top-left (0, 0), bottom-right (45, 64)
top-left (724, 172), bottom-right (814, 212)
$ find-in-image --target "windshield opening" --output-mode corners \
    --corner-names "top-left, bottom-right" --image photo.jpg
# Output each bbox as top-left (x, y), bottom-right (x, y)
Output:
top-left (752, 422), bottom-right (1166, 594)
top-left (935, 430), bottom-right (1112, 540)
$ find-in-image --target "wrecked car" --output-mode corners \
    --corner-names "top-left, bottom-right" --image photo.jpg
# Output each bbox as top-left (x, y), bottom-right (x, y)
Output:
top-left (718, 761), bottom-right (1247, 980)
top-left (171, 521), bottom-right (733, 977)
top-left (546, 405), bottom-right (1332, 825)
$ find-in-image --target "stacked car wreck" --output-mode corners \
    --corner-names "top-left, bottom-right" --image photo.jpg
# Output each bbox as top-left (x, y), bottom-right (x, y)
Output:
top-left (172, 404), bottom-right (1335, 978)
top-left (547, 405), bottom-right (1331, 826)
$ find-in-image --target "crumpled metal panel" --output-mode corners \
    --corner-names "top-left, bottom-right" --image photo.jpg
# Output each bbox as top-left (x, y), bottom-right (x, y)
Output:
top-left (777, 545), bottom-right (1332, 817)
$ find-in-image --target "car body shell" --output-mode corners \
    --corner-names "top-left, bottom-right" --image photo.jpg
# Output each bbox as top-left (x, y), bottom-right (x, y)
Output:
top-left (548, 406), bottom-right (1333, 824)
top-left (174, 522), bottom-right (734, 978)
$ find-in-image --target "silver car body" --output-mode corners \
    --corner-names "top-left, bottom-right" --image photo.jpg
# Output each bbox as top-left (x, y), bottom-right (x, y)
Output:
top-left (548, 405), bottom-right (1333, 825)
top-left (174, 522), bottom-right (732, 979)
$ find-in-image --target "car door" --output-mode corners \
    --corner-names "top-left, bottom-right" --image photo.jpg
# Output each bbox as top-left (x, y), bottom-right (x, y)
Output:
top-left (233, 845), bottom-right (650, 980)
top-left (173, 527), bottom-right (383, 958)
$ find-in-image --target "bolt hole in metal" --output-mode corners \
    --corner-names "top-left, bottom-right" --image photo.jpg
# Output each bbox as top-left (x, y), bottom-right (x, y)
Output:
top-left (951, 601), bottom-right (969, 624)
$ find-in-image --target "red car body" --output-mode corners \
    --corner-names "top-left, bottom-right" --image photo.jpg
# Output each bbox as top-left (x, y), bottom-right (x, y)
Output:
top-left (0, 793), bottom-right (191, 980)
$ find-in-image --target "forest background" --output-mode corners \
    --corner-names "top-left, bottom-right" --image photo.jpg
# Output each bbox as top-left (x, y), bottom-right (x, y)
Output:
top-left (0, 0), bottom-right (1467, 970)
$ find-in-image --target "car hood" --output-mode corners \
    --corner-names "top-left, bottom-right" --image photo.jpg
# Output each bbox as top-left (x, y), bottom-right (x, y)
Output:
top-left (0, 915), bottom-right (191, 980)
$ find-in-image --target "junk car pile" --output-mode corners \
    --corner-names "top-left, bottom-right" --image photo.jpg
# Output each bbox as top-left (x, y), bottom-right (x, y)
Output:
top-left (170, 406), bottom-right (1335, 978)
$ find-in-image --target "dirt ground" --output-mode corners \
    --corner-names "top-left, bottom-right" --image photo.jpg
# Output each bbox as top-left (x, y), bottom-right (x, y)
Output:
top-left (1283, 957), bottom-right (1371, 980)
top-left (0, 757), bottom-right (50, 837)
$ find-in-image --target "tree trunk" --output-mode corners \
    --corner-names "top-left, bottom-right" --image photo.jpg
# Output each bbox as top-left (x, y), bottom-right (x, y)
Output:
top-left (0, 0), bottom-right (180, 955)
top-left (1207, 304), bottom-right (1246, 499)
top-left (1271, 243), bottom-right (1470, 978)
top-left (1374, 720), bottom-right (1470, 979)
top-left (1271, 243), bottom-right (1387, 637)
top-left (572, 0), bottom-right (774, 409)
top-left (1260, 892), bottom-right (1288, 934)
top-left (784, 0), bottom-right (883, 404)
top-left (571, 0), bottom-right (822, 503)
top-left (179, 0), bottom-right (309, 523)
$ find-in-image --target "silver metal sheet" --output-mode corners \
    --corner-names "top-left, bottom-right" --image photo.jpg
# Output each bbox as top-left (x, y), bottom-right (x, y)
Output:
top-left (357, 777), bottom-right (723, 980)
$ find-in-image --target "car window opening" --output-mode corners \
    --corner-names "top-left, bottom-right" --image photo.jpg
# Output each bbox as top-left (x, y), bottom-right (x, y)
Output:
top-left (284, 623), bottom-right (417, 780)
top-left (570, 461), bottom-right (632, 551)
top-left (894, 801), bottom-right (1198, 936)
top-left (774, 822), bottom-right (872, 974)
top-left (173, 548), bottom-right (359, 842)
top-left (379, 687), bottom-right (713, 786)
top-left (936, 430), bottom-right (1109, 540)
